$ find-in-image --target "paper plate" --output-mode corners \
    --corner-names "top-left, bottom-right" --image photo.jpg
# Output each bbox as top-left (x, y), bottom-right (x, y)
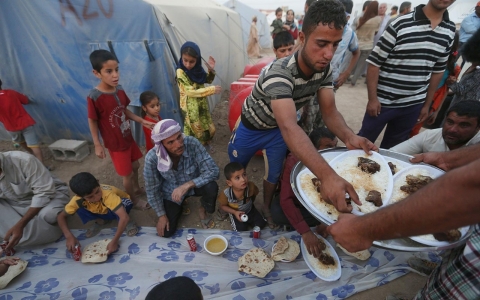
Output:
top-left (329, 150), bottom-right (393, 216)
top-left (410, 226), bottom-right (471, 247)
top-left (319, 151), bottom-right (341, 163)
top-left (301, 235), bottom-right (341, 281)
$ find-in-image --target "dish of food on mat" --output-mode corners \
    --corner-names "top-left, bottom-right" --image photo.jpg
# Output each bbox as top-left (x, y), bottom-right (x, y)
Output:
top-left (329, 150), bottom-right (393, 215)
top-left (301, 234), bottom-right (341, 281)
top-left (238, 248), bottom-right (275, 278)
top-left (271, 236), bottom-right (300, 262)
top-left (81, 239), bottom-right (112, 263)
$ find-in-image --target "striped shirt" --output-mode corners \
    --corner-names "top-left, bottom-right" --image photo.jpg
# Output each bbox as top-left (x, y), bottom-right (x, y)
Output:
top-left (415, 224), bottom-right (480, 300)
top-left (367, 5), bottom-right (455, 108)
top-left (241, 52), bottom-right (333, 130)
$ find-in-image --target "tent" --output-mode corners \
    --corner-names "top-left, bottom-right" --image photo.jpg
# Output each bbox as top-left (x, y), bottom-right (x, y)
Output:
top-left (223, 0), bottom-right (272, 49)
top-left (0, 0), bottom-right (246, 144)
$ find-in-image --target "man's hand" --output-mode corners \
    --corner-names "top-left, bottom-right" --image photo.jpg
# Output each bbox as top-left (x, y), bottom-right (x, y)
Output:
top-left (156, 215), bottom-right (169, 237)
top-left (234, 211), bottom-right (244, 222)
top-left (417, 105), bottom-right (429, 124)
top-left (426, 111), bottom-right (438, 125)
top-left (334, 72), bottom-right (349, 89)
top-left (366, 98), bottom-right (381, 117)
top-left (319, 173), bottom-right (360, 213)
top-left (4, 224), bottom-right (24, 251)
top-left (207, 56), bottom-right (216, 71)
top-left (344, 134), bottom-right (378, 154)
top-left (94, 144), bottom-right (106, 159)
top-left (327, 214), bottom-right (373, 252)
top-left (410, 152), bottom-right (449, 171)
top-left (107, 240), bottom-right (119, 254)
top-left (66, 236), bottom-right (80, 253)
top-left (302, 231), bottom-right (325, 258)
top-left (141, 119), bottom-right (156, 130)
top-left (171, 183), bottom-right (191, 203)
top-left (1, 257), bottom-right (20, 266)
top-left (446, 76), bottom-right (456, 86)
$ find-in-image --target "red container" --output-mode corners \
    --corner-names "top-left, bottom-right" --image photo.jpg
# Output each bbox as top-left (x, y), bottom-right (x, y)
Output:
top-left (229, 81), bottom-right (254, 104)
top-left (187, 234), bottom-right (197, 252)
top-left (238, 78), bottom-right (258, 83)
top-left (253, 226), bottom-right (261, 239)
top-left (72, 244), bottom-right (82, 261)
top-left (0, 241), bottom-right (15, 256)
top-left (245, 74), bottom-right (259, 79)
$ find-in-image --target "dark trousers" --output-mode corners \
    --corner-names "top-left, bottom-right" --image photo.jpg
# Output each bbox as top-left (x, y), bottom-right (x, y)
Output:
top-left (162, 181), bottom-right (218, 238)
top-left (270, 194), bottom-right (320, 228)
top-left (229, 205), bottom-right (266, 232)
top-left (358, 103), bottom-right (423, 149)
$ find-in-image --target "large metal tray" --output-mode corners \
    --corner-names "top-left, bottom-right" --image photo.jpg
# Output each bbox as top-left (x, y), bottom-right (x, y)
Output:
top-left (290, 147), bottom-right (473, 252)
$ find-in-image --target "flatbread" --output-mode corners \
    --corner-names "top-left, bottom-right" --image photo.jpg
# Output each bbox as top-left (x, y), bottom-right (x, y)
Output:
top-left (271, 236), bottom-right (289, 257)
top-left (238, 248), bottom-right (274, 278)
top-left (81, 239), bottom-right (111, 263)
top-left (0, 258), bottom-right (27, 289)
top-left (299, 173), bottom-right (340, 221)
top-left (337, 243), bottom-right (371, 261)
top-left (272, 239), bottom-right (300, 262)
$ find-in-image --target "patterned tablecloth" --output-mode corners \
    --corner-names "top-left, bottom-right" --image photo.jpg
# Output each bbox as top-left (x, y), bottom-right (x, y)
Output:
top-left (0, 227), bottom-right (440, 300)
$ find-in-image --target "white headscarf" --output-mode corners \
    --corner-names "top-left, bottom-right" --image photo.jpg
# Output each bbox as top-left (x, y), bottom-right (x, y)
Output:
top-left (151, 119), bottom-right (182, 172)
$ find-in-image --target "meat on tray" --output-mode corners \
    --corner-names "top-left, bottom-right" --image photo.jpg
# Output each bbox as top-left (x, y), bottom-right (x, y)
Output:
top-left (357, 157), bottom-right (381, 174)
top-left (318, 252), bottom-right (335, 265)
top-left (311, 178), bottom-right (321, 193)
top-left (400, 175), bottom-right (434, 194)
top-left (365, 190), bottom-right (383, 207)
top-left (433, 229), bottom-right (462, 242)
top-left (388, 162), bottom-right (397, 175)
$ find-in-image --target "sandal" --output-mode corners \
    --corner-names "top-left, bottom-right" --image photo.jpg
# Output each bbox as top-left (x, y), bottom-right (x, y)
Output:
top-left (134, 199), bottom-right (151, 210)
top-left (215, 209), bottom-right (228, 221)
top-left (86, 222), bottom-right (102, 238)
top-left (125, 221), bottom-right (138, 237)
top-left (263, 210), bottom-right (279, 230)
top-left (200, 218), bottom-right (215, 229)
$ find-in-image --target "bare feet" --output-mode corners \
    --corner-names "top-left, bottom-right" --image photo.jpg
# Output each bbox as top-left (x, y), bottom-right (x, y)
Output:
top-left (134, 199), bottom-right (151, 210)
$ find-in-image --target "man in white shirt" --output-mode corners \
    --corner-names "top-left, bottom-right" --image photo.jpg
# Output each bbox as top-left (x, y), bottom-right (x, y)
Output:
top-left (391, 101), bottom-right (480, 155)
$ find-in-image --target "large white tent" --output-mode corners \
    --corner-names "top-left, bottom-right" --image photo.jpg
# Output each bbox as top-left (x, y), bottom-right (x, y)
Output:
top-left (223, 0), bottom-right (273, 49)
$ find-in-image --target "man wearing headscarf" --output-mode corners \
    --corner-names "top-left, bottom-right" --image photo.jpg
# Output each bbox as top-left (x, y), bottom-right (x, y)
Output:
top-left (143, 119), bottom-right (219, 237)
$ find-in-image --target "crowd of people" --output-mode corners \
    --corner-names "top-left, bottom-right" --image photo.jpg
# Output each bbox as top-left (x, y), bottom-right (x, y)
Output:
top-left (1, 0), bottom-right (480, 298)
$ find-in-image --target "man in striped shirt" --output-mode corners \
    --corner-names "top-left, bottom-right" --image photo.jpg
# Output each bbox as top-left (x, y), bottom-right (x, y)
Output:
top-left (359, 0), bottom-right (456, 149)
top-left (228, 0), bottom-right (376, 230)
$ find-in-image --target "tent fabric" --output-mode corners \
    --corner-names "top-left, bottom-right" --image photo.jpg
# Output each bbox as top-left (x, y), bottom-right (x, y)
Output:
top-left (223, 0), bottom-right (273, 49)
top-left (0, 0), bottom-right (246, 145)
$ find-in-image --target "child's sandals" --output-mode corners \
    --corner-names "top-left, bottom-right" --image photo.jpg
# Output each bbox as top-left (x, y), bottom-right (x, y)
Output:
top-left (200, 218), bottom-right (215, 229)
top-left (215, 209), bottom-right (228, 221)
top-left (125, 221), bottom-right (139, 237)
top-left (263, 210), bottom-right (279, 230)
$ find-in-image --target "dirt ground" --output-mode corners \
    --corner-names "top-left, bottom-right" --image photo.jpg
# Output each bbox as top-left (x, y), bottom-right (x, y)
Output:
top-left (0, 48), bottom-right (427, 299)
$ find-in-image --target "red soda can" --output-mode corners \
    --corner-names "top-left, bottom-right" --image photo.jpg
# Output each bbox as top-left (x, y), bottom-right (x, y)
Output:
top-left (72, 244), bottom-right (82, 261)
top-left (186, 234), bottom-right (197, 252)
top-left (0, 241), bottom-right (15, 256)
top-left (253, 226), bottom-right (261, 239)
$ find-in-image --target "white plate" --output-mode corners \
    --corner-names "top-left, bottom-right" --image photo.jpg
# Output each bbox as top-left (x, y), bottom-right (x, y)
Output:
top-left (320, 151), bottom-right (341, 163)
top-left (271, 242), bottom-right (294, 263)
top-left (410, 226), bottom-right (470, 247)
top-left (301, 235), bottom-right (341, 281)
top-left (329, 150), bottom-right (393, 215)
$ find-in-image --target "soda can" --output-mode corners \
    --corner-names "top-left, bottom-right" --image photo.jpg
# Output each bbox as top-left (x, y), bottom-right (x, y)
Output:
top-left (72, 244), bottom-right (82, 261)
top-left (186, 234), bottom-right (197, 252)
top-left (253, 226), bottom-right (261, 239)
top-left (240, 214), bottom-right (249, 222)
top-left (0, 241), bottom-right (15, 256)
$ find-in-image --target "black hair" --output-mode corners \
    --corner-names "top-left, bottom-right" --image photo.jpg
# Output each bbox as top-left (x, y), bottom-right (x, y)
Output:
top-left (69, 172), bottom-right (100, 197)
top-left (391, 5), bottom-right (398, 11)
top-left (275, 7), bottom-right (283, 15)
top-left (447, 101), bottom-right (480, 125)
top-left (273, 31), bottom-right (295, 49)
top-left (399, 1), bottom-right (411, 14)
top-left (302, 0), bottom-right (347, 37)
top-left (305, 0), bottom-right (318, 9)
top-left (309, 126), bottom-right (336, 149)
top-left (145, 277), bottom-right (203, 300)
top-left (89, 50), bottom-right (118, 73)
top-left (339, 0), bottom-right (354, 14)
top-left (0, 79), bottom-right (2, 89)
top-left (362, 0), bottom-right (372, 11)
top-left (462, 27), bottom-right (480, 64)
top-left (140, 91), bottom-right (160, 117)
top-left (224, 162), bottom-right (244, 180)
top-left (181, 47), bottom-right (199, 59)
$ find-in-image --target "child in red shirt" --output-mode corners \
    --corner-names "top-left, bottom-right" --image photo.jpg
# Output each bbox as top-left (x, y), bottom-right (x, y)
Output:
top-left (140, 91), bottom-right (162, 153)
top-left (87, 50), bottom-right (155, 210)
top-left (0, 79), bottom-right (44, 164)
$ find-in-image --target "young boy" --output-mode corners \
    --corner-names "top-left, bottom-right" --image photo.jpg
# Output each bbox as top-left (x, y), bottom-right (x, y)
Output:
top-left (0, 79), bottom-right (44, 164)
top-left (87, 50), bottom-right (154, 209)
top-left (218, 162), bottom-right (266, 231)
top-left (259, 31), bottom-right (295, 76)
top-left (270, 7), bottom-right (284, 38)
top-left (57, 172), bottom-right (138, 254)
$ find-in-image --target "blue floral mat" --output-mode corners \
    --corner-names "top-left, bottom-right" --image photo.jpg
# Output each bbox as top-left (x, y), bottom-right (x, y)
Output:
top-left (0, 227), bottom-right (440, 300)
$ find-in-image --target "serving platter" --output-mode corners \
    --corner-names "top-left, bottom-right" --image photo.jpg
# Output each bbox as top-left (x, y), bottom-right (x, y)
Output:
top-left (300, 234), bottom-right (341, 281)
top-left (290, 147), bottom-right (474, 252)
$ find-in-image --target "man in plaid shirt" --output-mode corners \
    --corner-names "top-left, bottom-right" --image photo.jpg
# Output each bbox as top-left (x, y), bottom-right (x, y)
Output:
top-left (143, 119), bottom-right (219, 237)
top-left (327, 143), bottom-right (480, 300)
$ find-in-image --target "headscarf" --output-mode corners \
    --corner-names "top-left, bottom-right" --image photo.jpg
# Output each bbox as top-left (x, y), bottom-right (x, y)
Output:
top-left (151, 119), bottom-right (182, 172)
top-left (178, 41), bottom-right (207, 84)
